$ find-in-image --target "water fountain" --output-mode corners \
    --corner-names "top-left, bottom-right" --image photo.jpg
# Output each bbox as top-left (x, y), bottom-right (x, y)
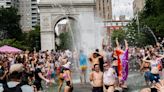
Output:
top-left (52, 0), bottom-right (105, 84)
top-left (145, 26), bottom-right (158, 43)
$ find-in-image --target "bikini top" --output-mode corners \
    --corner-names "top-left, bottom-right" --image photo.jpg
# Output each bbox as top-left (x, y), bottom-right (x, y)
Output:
top-left (63, 73), bottom-right (69, 79)
top-left (151, 60), bottom-right (159, 67)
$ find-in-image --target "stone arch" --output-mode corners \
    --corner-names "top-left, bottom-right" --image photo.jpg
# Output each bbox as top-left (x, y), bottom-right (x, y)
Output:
top-left (52, 15), bottom-right (78, 49)
top-left (39, 0), bottom-right (95, 51)
top-left (52, 15), bottom-right (77, 31)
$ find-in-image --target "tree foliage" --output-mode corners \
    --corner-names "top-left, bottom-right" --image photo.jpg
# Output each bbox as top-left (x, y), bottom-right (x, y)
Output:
top-left (125, 0), bottom-right (164, 46)
top-left (126, 24), bottom-right (147, 47)
top-left (0, 7), bottom-right (22, 40)
top-left (0, 7), bottom-right (41, 51)
top-left (111, 29), bottom-right (126, 47)
top-left (0, 39), bottom-right (30, 50)
top-left (27, 26), bottom-right (41, 51)
top-left (57, 31), bottom-right (73, 50)
top-left (138, 0), bottom-right (164, 38)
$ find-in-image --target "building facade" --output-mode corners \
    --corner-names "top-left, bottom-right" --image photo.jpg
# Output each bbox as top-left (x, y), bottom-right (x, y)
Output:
top-left (96, 0), bottom-right (112, 20)
top-left (0, 0), bottom-right (39, 32)
top-left (19, 0), bottom-right (39, 32)
top-left (133, 0), bottom-right (145, 16)
top-left (19, 0), bottom-right (32, 32)
top-left (31, 0), bottom-right (38, 29)
top-left (103, 16), bottom-right (130, 46)
top-left (0, 0), bottom-right (12, 8)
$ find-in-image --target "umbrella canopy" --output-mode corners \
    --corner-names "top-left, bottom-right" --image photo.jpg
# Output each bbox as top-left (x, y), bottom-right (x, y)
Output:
top-left (0, 45), bottom-right (22, 53)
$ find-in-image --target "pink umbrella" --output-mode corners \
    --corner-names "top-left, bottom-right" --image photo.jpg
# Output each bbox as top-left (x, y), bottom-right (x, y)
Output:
top-left (0, 45), bottom-right (22, 53)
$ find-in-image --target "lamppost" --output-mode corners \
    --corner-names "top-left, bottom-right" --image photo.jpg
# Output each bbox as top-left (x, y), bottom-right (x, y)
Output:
top-left (137, 11), bottom-right (140, 34)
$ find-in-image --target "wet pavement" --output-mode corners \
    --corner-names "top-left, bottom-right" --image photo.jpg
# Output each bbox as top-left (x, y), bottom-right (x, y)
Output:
top-left (44, 70), bottom-right (146, 92)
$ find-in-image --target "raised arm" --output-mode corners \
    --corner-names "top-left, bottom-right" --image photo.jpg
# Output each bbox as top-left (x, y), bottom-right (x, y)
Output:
top-left (156, 42), bottom-right (161, 47)
top-left (142, 56), bottom-right (151, 63)
top-left (116, 38), bottom-right (120, 49)
top-left (124, 39), bottom-right (128, 50)
top-left (140, 61), bottom-right (144, 71)
top-left (158, 54), bottom-right (164, 60)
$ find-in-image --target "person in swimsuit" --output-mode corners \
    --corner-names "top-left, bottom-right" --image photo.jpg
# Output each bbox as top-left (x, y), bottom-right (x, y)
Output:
top-left (143, 53), bottom-right (164, 83)
top-left (115, 38), bottom-right (129, 89)
top-left (140, 59), bottom-right (151, 86)
top-left (89, 52), bottom-right (103, 71)
top-left (57, 54), bottom-right (68, 92)
top-left (90, 64), bottom-right (103, 92)
top-left (103, 62), bottom-right (117, 92)
top-left (79, 50), bottom-right (87, 84)
top-left (63, 62), bottom-right (73, 92)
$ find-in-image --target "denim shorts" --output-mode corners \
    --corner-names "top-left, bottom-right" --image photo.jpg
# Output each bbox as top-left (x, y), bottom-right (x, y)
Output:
top-left (149, 73), bottom-right (160, 83)
top-left (144, 71), bottom-right (151, 81)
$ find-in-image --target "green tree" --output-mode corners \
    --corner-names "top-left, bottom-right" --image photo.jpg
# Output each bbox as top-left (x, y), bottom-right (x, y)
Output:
top-left (128, 0), bottom-right (164, 46)
top-left (111, 29), bottom-right (126, 47)
top-left (57, 31), bottom-right (73, 50)
top-left (27, 26), bottom-right (41, 51)
top-left (0, 39), bottom-right (30, 50)
top-left (0, 7), bottom-right (22, 40)
top-left (139, 0), bottom-right (164, 38)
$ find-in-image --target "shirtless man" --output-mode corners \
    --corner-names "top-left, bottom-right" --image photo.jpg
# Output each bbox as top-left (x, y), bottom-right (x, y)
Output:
top-left (90, 64), bottom-right (103, 92)
top-left (89, 52), bottom-right (103, 71)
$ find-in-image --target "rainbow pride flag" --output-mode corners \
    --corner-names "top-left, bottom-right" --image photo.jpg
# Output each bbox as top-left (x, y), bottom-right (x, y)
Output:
top-left (121, 49), bottom-right (129, 81)
top-left (116, 49), bottom-right (129, 81)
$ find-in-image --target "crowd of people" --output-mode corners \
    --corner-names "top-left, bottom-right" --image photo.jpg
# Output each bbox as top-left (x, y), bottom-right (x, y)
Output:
top-left (83, 38), bottom-right (164, 92)
top-left (0, 50), bottom-right (74, 92)
top-left (0, 38), bottom-right (164, 92)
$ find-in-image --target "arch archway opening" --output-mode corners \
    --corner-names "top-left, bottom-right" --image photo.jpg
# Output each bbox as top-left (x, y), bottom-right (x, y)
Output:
top-left (54, 17), bottom-right (79, 51)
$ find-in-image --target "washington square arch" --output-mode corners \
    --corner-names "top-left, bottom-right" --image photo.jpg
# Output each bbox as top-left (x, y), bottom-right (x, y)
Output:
top-left (39, 0), bottom-right (105, 51)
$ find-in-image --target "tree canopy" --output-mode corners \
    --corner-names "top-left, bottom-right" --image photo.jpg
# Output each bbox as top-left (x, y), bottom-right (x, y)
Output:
top-left (0, 7), bottom-right (22, 40)
top-left (138, 0), bottom-right (164, 38)
top-left (0, 7), bottom-right (41, 51)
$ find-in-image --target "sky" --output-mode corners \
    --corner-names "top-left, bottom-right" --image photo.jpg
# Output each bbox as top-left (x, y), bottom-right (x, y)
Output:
top-left (38, 0), bottom-right (134, 19)
top-left (112, 0), bottom-right (134, 19)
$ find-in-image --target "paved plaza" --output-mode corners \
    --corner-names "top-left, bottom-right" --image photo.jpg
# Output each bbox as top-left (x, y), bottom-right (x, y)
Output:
top-left (45, 71), bottom-right (146, 92)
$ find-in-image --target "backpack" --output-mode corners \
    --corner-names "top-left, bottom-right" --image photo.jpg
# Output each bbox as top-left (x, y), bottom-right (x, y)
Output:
top-left (3, 82), bottom-right (24, 92)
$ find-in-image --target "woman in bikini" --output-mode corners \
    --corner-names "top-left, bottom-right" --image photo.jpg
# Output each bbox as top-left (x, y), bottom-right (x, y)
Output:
top-left (143, 53), bottom-right (164, 84)
top-left (63, 62), bottom-right (73, 92)
top-left (140, 54), bottom-right (151, 86)
top-left (57, 54), bottom-right (68, 92)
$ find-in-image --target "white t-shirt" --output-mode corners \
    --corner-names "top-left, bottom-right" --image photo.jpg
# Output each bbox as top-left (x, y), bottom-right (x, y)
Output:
top-left (55, 61), bottom-right (60, 68)
top-left (106, 51), bottom-right (113, 62)
top-left (103, 68), bottom-right (116, 85)
top-left (0, 81), bottom-right (33, 92)
top-left (151, 59), bottom-right (160, 74)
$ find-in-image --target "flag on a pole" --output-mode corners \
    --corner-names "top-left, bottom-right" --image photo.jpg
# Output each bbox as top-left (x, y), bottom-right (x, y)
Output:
top-left (121, 49), bottom-right (129, 81)
top-left (116, 49), bottom-right (123, 79)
